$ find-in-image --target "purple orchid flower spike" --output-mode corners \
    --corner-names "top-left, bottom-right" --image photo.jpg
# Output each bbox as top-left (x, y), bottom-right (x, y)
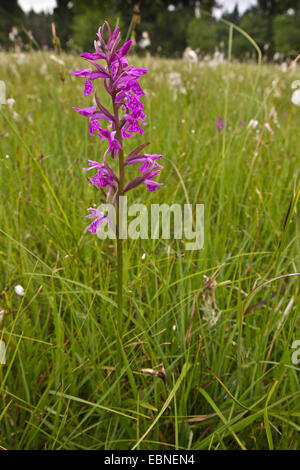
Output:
top-left (72, 21), bottom-right (163, 235)
top-left (215, 116), bottom-right (225, 133)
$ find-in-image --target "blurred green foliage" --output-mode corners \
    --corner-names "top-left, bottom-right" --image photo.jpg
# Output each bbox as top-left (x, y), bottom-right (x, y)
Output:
top-left (232, 12), bottom-right (270, 58)
top-left (0, 0), bottom-right (299, 59)
top-left (0, 0), bottom-right (24, 48)
top-left (71, 0), bottom-right (123, 52)
top-left (187, 17), bottom-right (218, 55)
top-left (273, 14), bottom-right (300, 55)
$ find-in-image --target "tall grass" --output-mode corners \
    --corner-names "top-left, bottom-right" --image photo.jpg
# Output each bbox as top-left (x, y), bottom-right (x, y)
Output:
top-left (0, 50), bottom-right (299, 450)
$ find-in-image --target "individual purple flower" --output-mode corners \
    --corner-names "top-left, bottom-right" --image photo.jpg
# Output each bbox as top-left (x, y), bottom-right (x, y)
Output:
top-left (73, 106), bottom-right (111, 135)
top-left (80, 52), bottom-right (106, 60)
top-left (111, 57), bottom-right (129, 78)
top-left (140, 155), bottom-right (163, 173)
top-left (85, 208), bottom-right (109, 234)
top-left (89, 118), bottom-right (101, 135)
top-left (125, 153), bottom-right (163, 167)
top-left (84, 79), bottom-right (93, 96)
top-left (72, 105), bottom-right (96, 116)
top-left (143, 179), bottom-right (162, 193)
top-left (125, 93), bottom-right (144, 112)
top-left (126, 154), bottom-right (163, 193)
top-left (73, 22), bottom-right (163, 234)
top-left (215, 116), bottom-right (225, 133)
top-left (72, 68), bottom-right (109, 96)
top-left (98, 128), bottom-right (122, 157)
top-left (140, 162), bottom-right (163, 192)
top-left (84, 159), bottom-right (118, 201)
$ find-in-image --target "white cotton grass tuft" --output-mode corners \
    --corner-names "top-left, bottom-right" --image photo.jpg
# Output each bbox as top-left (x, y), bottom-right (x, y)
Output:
top-left (269, 106), bottom-right (279, 127)
top-left (264, 122), bottom-right (273, 134)
top-left (40, 63), bottom-right (48, 75)
top-left (167, 72), bottom-right (186, 98)
top-left (247, 119), bottom-right (258, 130)
top-left (183, 47), bottom-right (198, 63)
top-left (14, 285), bottom-right (25, 296)
top-left (291, 81), bottom-right (300, 106)
top-left (291, 80), bottom-right (300, 90)
top-left (280, 62), bottom-right (288, 73)
top-left (9, 26), bottom-right (18, 42)
top-left (139, 31), bottom-right (151, 49)
top-left (7, 97), bottom-right (19, 121)
top-left (290, 62), bottom-right (297, 73)
top-left (0, 310), bottom-right (5, 323)
top-left (49, 54), bottom-right (64, 66)
top-left (6, 97), bottom-right (15, 109)
top-left (209, 49), bottom-right (225, 68)
top-left (292, 90), bottom-right (300, 106)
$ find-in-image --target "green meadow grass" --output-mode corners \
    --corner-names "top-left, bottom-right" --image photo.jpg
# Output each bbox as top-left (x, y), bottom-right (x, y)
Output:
top-left (0, 51), bottom-right (299, 450)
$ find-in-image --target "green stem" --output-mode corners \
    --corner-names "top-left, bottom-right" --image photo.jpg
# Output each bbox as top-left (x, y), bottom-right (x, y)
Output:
top-left (113, 98), bottom-right (125, 331)
top-left (116, 234), bottom-right (123, 329)
top-left (108, 69), bottom-right (138, 399)
top-left (110, 78), bottom-right (137, 398)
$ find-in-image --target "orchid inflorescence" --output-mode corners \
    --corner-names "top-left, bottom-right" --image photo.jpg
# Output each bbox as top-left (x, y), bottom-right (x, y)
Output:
top-left (215, 116), bottom-right (225, 133)
top-left (73, 22), bottom-right (163, 234)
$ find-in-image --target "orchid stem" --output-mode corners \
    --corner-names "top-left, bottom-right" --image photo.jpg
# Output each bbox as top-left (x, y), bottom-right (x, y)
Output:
top-left (113, 98), bottom-right (125, 332)
top-left (116, 230), bottom-right (123, 328)
top-left (116, 184), bottom-right (123, 331)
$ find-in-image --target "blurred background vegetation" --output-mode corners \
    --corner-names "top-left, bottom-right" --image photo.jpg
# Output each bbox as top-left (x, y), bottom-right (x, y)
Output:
top-left (0, 0), bottom-right (299, 59)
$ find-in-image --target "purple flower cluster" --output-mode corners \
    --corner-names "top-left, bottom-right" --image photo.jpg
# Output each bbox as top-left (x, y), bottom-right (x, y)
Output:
top-left (72, 22), bottom-right (163, 234)
top-left (215, 116), bottom-right (225, 133)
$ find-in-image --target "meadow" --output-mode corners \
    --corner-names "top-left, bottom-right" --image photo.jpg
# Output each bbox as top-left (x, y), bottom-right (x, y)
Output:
top-left (0, 50), bottom-right (299, 450)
